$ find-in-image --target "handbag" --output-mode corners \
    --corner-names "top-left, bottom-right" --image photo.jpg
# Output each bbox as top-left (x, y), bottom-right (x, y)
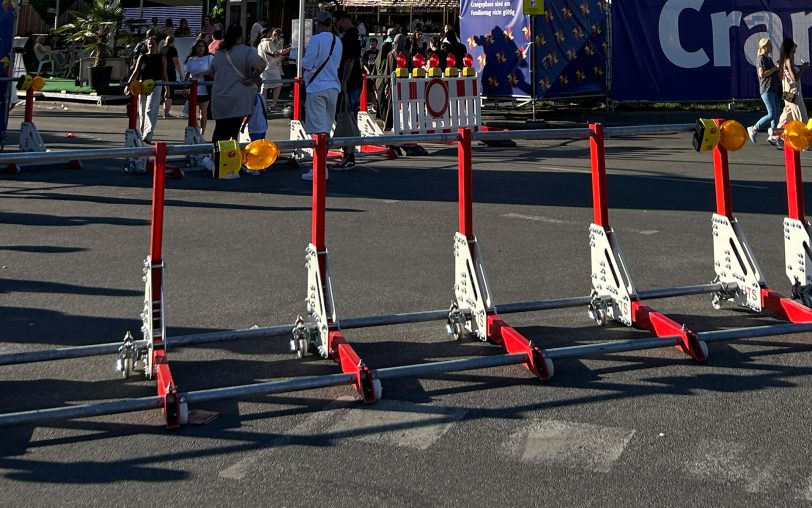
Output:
top-left (783, 91), bottom-right (798, 103)
top-left (332, 92), bottom-right (360, 145)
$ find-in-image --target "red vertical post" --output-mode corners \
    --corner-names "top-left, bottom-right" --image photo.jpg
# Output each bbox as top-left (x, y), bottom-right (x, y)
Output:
top-left (24, 87), bottom-right (34, 123)
top-left (785, 145), bottom-right (805, 221)
top-left (128, 94), bottom-right (138, 130)
top-left (293, 77), bottom-right (303, 121)
top-left (311, 133), bottom-right (327, 251)
top-left (712, 118), bottom-right (733, 218)
top-left (457, 127), bottom-right (474, 239)
top-left (589, 123), bottom-right (609, 228)
top-left (360, 72), bottom-right (368, 111)
top-left (187, 84), bottom-right (198, 130)
top-left (150, 143), bottom-right (167, 262)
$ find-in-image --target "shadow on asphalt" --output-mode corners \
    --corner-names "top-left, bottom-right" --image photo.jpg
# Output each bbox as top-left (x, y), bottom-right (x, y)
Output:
top-left (0, 145), bottom-right (800, 216)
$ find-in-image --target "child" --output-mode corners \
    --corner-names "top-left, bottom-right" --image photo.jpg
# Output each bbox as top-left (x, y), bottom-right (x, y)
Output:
top-left (241, 93), bottom-right (268, 175)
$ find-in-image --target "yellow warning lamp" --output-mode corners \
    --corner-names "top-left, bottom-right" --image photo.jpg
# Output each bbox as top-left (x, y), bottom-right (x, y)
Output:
top-left (141, 79), bottom-right (156, 94)
top-left (394, 53), bottom-right (410, 78)
top-left (128, 80), bottom-right (144, 95)
top-left (242, 139), bottom-right (279, 170)
top-left (461, 53), bottom-right (476, 77)
top-left (213, 139), bottom-right (241, 179)
top-left (692, 118), bottom-right (720, 152)
top-left (30, 75), bottom-right (45, 91)
top-left (16, 74), bottom-right (32, 91)
top-left (718, 120), bottom-right (746, 152)
top-left (783, 120), bottom-right (809, 152)
top-left (444, 54), bottom-right (459, 77)
top-left (411, 54), bottom-right (426, 78)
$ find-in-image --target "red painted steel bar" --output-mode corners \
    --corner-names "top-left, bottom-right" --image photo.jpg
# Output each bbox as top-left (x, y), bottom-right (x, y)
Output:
top-left (311, 133), bottom-right (327, 251)
top-left (293, 77), bottom-right (303, 121)
top-left (590, 123), bottom-right (704, 360)
top-left (150, 143), bottom-right (181, 428)
top-left (360, 72), bottom-right (368, 111)
top-left (457, 127), bottom-right (551, 379)
top-left (309, 133), bottom-right (378, 401)
top-left (761, 288), bottom-right (812, 322)
top-left (589, 123), bottom-right (609, 228)
top-left (187, 84), bottom-right (198, 130)
top-left (458, 127), bottom-right (474, 239)
top-left (24, 87), bottom-right (33, 123)
top-left (785, 145), bottom-right (804, 221)
top-left (128, 94), bottom-right (138, 131)
top-left (631, 301), bottom-right (707, 360)
top-left (712, 119), bottom-right (733, 218)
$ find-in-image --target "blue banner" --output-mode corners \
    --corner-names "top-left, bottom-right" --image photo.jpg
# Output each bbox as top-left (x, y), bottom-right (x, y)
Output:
top-left (461, 0), bottom-right (532, 97)
top-left (0, 0), bottom-right (15, 147)
top-left (612, 0), bottom-right (812, 101)
top-left (532, 0), bottom-right (607, 98)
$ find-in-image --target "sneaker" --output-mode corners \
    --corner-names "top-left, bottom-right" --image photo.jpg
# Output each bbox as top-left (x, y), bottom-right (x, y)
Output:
top-left (768, 137), bottom-right (784, 150)
top-left (301, 170), bottom-right (329, 181)
top-left (332, 155), bottom-right (356, 171)
top-left (747, 126), bottom-right (757, 143)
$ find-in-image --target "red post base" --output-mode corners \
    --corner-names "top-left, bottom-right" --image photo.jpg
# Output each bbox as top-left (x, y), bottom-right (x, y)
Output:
top-left (761, 288), bottom-right (812, 322)
top-left (328, 330), bottom-right (378, 402)
top-left (487, 315), bottom-right (553, 380)
top-left (631, 301), bottom-right (707, 361)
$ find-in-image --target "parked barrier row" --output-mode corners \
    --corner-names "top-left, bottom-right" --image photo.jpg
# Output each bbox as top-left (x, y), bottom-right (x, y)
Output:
top-left (1, 122), bottom-right (810, 428)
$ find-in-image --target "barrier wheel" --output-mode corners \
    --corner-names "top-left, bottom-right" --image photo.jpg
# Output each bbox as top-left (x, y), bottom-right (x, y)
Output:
top-left (372, 379), bottom-right (382, 401)
top-left (295, 338), bottom-right (309, 358)
top-left (450, 321), bottom-right (470, 341)
top-left (711, 292), bottom-right (722, 310)
top-left (117, 357), bottom-right (133, 379)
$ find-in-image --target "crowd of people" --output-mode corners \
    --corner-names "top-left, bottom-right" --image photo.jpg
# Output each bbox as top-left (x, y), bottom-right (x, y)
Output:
top-left (125, 11), bottom-right (466, 178)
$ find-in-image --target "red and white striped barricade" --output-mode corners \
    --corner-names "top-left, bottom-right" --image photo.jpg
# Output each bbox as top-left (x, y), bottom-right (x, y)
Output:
top-left (392, 73), bottom-right (481, 136)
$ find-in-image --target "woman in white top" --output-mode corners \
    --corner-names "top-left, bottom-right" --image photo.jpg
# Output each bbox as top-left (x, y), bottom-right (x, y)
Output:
top-left (183, 39), bottom-right (214, 135)
top-left (257, 28), bottom-right (290, 111)
top-left (778, 37), bottom-right (809, 129)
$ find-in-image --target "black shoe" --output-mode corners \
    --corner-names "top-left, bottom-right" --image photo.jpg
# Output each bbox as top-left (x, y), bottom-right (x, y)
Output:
top-left (332, 156), bottom-right (356, 171)
top-left (768, 138), bottom-right (784, 150)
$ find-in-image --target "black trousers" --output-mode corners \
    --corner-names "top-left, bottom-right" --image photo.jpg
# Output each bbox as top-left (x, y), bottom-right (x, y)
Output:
top-left (211, 117), bottom-right (244, 143)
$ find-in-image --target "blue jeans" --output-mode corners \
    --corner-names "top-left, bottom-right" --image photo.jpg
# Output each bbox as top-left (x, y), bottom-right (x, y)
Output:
top-left (755, 91), bottom-right (781, 132)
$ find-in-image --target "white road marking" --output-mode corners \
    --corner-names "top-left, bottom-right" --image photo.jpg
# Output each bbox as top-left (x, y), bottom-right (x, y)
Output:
top-left (504, 419), bottom-right (635, 473)
top-left (328, 399), bottom-right (467, 450)
top-left (502, 213), bottom-right (658, 235)
top-left (381, 199), bottom-right (400, 203)
top-left (685, 439), bottom-right (776, 494)
top-left (217, 455), bottom-right (261, 480)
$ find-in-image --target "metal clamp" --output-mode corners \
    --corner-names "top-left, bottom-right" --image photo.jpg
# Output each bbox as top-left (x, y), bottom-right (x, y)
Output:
top-left (290, 315), bottom-right (313, 358)
top-left (710, 276), bottom-right (741, 310)
top-left (587, 292), bottom-right (610, 326)
top-left (446, 302), bottom-right (468, 340)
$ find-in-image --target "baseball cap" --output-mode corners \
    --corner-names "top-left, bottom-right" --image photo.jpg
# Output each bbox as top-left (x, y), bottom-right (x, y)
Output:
top-left (314, 11), bottom-right (332, 25)
top-left (758, 37), bottom-right (771, 48)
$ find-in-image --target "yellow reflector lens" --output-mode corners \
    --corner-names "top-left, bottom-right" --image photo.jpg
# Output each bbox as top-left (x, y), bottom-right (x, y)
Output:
top-left (129, 80), bottom-right (143, 95)
top-left (242, 139), bottom-right (279, 170)
top-left (31, 75), bottom-right (45, 91)
top-left (783, 120), bottom-right (809, 152)
top-left (142, 79), bottom-right (155, 94)
top-left (718, 120), bottom-right (746, 152)
top-left (16, 74), bottom-right (32, 91)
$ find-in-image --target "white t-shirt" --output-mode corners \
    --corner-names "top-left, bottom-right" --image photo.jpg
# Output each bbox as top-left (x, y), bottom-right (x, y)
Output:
top-left (184, 55), bottom-right (213, 96)
top-left (257, 39), bottom-right (282, 70)
top-left (301, 31), bottom-right (342, 94)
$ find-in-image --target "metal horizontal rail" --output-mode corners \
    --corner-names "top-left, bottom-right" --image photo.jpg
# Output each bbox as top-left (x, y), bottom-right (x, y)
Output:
top-left (329, 132), bottom-right (459, 147)
top-left (0, 146), bottom-right (154, 164)
top-left (603, 124), bottom-right (695, 138)
top-left (475, 128), bottom-right (592, 142)
top-left (0, 283), bottom-right (728, 367)
top-left (1, 315), bottom-right (810, 428)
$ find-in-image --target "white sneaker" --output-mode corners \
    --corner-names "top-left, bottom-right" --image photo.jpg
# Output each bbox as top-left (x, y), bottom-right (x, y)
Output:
top-left (747, 126), bottom-right (757, 143)
top-left (301, 170), bottom-right (329, 181)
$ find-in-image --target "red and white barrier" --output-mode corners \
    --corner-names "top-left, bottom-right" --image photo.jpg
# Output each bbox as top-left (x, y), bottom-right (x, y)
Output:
top-left (393, 75), bottom-right (481, 135)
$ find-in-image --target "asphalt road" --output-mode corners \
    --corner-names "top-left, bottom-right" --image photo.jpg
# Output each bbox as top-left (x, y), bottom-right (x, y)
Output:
top-left (0, 105), bottom-right (811, 506)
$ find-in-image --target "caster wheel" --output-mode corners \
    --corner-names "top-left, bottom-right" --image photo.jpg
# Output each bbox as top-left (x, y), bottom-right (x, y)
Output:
top-left (117, 357), bottom-right (133, 379)
top-left (711, 292), bottom-right (722, 310)
top-left (589, 306), bottom-right (607, 326)
top-left (178, 401), bottom-right (189, 425)
top-left (295, 338), bottom-right (309, 358)
top-left (372, 379), bottom-right (382, 401)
